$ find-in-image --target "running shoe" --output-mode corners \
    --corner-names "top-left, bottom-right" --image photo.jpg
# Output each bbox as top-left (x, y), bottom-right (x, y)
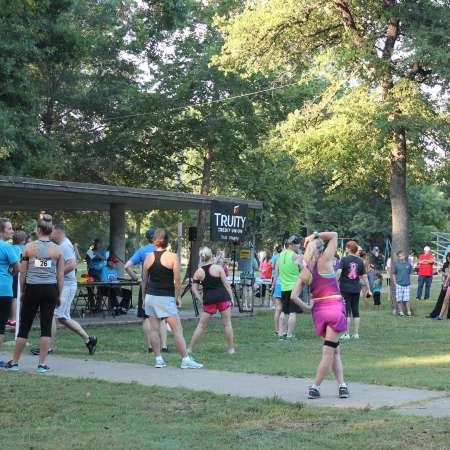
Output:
top-left (308, 386), bottom-right (321, 399)
top-left (86, 336), bottom-right (97, 355)
top-left (180, 356), bottom-right (203, 369)
top-left (399, 311), bottom-right (404, 317)
top-left (351, 334), bottom-right (359, 339)
top-left (278, 335), bottom-right (287, 341)
top-left (286, 335), bottom-right (298, 341)
top-left (433, 316), bottom-right (443, 321)
top-left (155, 356), bottom-right (167, 368)
top-left (227, 347), bottom-right (236, 354)
top-left (5, 361), bottom-right (19, 372)
top-left (340, 333), bottom-right (350, 340)
top-left (161, 346), bottom-right (169, 353)
top-left (36, 364), bottom-right (50, 374)
top-left (30, 347), bottom-right (54, 356)
top-left (339, 385), bottom-right (350, 398)
top-left (406, 312), bottom-right (412, 317)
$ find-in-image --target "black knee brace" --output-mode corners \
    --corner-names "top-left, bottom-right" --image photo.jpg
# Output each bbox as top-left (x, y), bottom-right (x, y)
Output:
top-left (323, 340), bottom-right (339, 348)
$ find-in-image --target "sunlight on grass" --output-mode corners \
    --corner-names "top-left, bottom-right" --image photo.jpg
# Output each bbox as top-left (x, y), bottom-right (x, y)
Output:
top-left (372, 354), bottom-right (450, 368)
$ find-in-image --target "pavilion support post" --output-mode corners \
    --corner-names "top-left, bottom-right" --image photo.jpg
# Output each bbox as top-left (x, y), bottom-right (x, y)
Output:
top-left (110, 203), bottom-right (126, 275)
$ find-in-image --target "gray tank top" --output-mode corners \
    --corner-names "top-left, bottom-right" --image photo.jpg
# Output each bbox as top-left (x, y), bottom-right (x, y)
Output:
top-left (26, 240), bottom-right (57, 284)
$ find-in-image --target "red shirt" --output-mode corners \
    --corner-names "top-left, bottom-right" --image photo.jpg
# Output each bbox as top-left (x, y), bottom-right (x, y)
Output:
top-left (418, 253), bottom-right (434, 276)
top-left (259, 260), bottom-right (272, 279)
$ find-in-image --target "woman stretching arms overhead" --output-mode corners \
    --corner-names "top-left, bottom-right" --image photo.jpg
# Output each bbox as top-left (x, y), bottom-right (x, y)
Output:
top-left (291, 231), bottom-right (349, 399)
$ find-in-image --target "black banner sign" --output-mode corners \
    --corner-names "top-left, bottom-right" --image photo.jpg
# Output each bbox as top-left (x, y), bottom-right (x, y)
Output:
top-left (210, 200), bottom-right (248, 243)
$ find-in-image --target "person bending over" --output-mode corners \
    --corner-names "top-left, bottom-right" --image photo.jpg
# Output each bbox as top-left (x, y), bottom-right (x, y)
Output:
top-left (291, 231), bottom-right (349, 399)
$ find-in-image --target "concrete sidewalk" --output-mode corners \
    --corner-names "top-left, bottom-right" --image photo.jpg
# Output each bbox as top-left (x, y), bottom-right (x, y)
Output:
top-left (3, 353), bottom-right (449, 417)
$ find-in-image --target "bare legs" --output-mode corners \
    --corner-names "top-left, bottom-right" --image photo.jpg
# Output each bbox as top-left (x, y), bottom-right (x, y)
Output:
top-left (188, 308), bottom-right (234, 353)
top-left (144, 318), bottom-right (168, 350)
top-left (314, 328), bottom-right (344, 387)
top-left (52, 317), bottom-right (90, 344)
top-left (438, 290), bottom-right (450, 319)
top-left (11, 336), bottom-right (52, 366)
top-left (287, 313), bottom-right (297, 337)
top-left (273, 298), bottom-right (283, 334)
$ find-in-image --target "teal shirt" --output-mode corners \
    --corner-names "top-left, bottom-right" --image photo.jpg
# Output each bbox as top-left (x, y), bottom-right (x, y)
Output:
top-left (373, 279), bottom-right (381, 293)
top-left (0, 240), bottom-right (20, 297)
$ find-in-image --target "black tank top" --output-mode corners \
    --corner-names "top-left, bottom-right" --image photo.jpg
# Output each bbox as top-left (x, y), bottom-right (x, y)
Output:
top-left (201, 264), bottom-right (230, 305)
top-left (146, 251), bottom-right (175, 296)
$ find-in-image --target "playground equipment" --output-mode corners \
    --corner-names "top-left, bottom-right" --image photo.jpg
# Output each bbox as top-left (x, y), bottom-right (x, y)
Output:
top-left (432, 231), bottom-right (450, 261)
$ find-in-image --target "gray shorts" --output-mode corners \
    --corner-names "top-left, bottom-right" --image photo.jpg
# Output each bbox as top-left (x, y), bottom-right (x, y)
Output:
top-left (144, 294), bottom-right (177, 318)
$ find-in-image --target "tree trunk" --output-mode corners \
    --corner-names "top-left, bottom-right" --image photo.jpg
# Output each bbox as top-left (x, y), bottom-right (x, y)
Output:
top-left (186, 145), bottom-right (213, 278)
top-left (389, 128), bottom-right (410, 309)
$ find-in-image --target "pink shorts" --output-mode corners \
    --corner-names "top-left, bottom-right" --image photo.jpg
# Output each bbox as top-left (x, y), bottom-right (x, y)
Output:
top-left (312, 299), bottom-right (347, 337)
top-left (203, 301), bottom-right (232, 315)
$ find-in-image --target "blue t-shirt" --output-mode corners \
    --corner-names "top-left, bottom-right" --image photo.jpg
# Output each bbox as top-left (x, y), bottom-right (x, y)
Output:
top-left (0, 240), bottom-right (20, 297)
top-left (394, 261), bottom-right (412, 286)
top-left (130, 244), bottom-right (156, 266)
top-left (87, 248), bottom-right (107, 271)
top-left (101, 266), bottom-right (118, 282)
top-left (130, 243), bottom-right (155, 277)
top-left (12, 243), bottom-right (25, 260)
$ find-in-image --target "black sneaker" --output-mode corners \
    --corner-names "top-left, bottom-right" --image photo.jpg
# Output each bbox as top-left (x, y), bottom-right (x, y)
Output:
top-left (86, 336), bottom-right (97, 355)
top-left (6, 360), bottom-right (19, 372)
top-left (161, 346), bottom-right (169, 353)
top-left (308, 387), bottom-right (321, 399)
top-left (339, 385), bottom-right (350, 398)
top-left (30, 347), bottom-right (53, 356)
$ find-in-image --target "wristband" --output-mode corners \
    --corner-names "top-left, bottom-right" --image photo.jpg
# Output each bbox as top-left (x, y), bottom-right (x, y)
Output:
top-left (313, 231), bottom-right (320, 239)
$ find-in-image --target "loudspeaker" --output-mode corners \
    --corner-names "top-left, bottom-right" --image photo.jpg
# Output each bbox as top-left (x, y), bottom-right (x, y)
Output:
top-left (188, 226), bottom-right (197, 242)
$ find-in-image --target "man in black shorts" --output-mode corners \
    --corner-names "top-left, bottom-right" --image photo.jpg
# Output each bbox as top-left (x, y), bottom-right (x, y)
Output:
top-left (278, 236), bottom-right (303, 340)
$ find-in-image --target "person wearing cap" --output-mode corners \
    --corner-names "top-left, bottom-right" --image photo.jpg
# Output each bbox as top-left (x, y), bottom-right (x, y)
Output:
top-left (369, 246), bottom-right (384, 272)
top-left (100, 256), bottom-right (132, 315)
top-left (278, 235), bottom-right (303, 340)
top-left (124, 228), bottom-right (168, 353)
top-left (86, 238), bottom-right (107, 281)
top-left (416, 246), bottom-right (435, 301)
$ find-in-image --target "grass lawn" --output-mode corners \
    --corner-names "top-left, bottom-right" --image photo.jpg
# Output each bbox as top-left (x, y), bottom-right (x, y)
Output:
top-left (1, 374), bottom-right (450, 450)
top-left (24, 284), bottom-right (450, 392)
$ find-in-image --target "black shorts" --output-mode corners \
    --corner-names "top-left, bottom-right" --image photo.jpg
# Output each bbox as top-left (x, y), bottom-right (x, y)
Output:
top-left (0, 297), bottom-right (13, 334)
top-left (137, 285), bottom-right (148, 319)
top-left (342, 292), bottom-right (360, 318)
top-left (373, 291), bottom-right (381, 306)
top-left (281, 290), bottom-right (302, 314)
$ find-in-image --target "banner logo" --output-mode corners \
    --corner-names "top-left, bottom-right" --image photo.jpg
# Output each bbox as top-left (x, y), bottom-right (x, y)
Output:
top-left (210, 200), bottom-right (248, 243)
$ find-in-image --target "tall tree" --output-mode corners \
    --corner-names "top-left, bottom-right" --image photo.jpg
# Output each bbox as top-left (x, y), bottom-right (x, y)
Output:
top-left (215, 0), bottom-right (450, 258)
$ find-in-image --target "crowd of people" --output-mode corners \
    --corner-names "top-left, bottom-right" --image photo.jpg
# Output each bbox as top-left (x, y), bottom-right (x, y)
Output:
top-left (1, 213), bottom-right (449, 400)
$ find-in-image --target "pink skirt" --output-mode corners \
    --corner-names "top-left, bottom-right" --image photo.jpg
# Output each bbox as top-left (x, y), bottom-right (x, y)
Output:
top-left (312, 299), bottom-right (347, 337)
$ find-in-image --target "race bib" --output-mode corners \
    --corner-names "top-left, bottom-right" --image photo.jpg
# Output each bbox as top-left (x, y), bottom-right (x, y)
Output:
top-left (34, 258), bottom-right (52, 268)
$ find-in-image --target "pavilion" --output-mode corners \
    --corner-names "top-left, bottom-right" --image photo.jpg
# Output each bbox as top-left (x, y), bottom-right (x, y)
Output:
top-left (0, 176), bottom-right (262, 264)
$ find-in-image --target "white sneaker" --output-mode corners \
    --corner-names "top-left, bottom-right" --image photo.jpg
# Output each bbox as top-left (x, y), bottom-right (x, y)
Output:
top-left (227, 348), bottom-right (236, 354)
top-left (155, 357), bottom-right (166, 368)
top-left (399, 311), bottom-right (404, 317)
top-left (341, 333), bottom-right (350, 340)
top-left (181, 356), bottom-right (203, 369)
top-left (351, 334), bottom-right (359, 339)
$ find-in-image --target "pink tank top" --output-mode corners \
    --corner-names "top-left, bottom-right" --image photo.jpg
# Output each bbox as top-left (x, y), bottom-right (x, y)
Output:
top-left (310, 261), bottom-right (341, 300)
